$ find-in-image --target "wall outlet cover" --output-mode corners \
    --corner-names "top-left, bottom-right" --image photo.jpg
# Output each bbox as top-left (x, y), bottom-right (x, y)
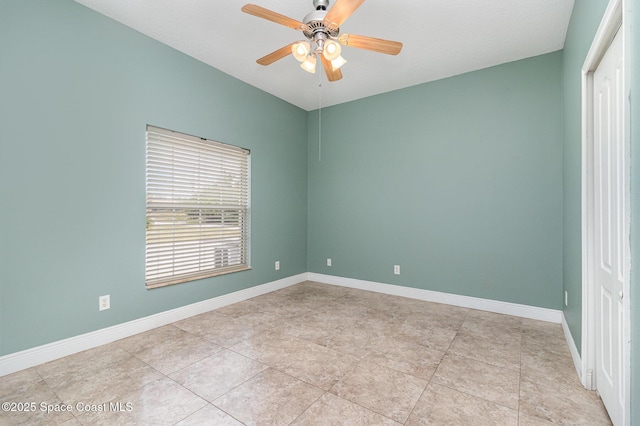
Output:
top-left (99, 295), bottom-right (110, 311)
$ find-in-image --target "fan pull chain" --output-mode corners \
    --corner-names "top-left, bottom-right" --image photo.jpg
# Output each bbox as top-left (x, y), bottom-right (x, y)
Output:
top-left (318, 69), bottom-right (322, 162)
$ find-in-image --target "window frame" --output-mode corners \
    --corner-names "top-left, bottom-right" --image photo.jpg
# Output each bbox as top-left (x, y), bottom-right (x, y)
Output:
top-left (145, 125), bottom-right (251, 289)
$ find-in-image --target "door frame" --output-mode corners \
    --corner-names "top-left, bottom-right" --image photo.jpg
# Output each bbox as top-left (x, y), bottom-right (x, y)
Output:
top-left (581, 0), bottom-right (631, 424)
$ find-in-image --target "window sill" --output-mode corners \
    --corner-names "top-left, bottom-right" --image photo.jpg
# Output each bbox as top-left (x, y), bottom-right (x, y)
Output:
top-left (145, 265), bottom-right (252, 289)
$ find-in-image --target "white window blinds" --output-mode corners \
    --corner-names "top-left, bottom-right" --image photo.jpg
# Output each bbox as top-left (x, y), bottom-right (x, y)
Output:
top-left (145, 125), bottom-right (250, 288)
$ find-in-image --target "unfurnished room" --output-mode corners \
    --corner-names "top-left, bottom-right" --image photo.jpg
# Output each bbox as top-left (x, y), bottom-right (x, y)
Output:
top-left (0, 0), bottom-right (638, 425)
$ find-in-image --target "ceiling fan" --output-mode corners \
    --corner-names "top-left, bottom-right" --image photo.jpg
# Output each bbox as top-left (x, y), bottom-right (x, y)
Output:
top-left (241, 0), bottom-right (403, 82)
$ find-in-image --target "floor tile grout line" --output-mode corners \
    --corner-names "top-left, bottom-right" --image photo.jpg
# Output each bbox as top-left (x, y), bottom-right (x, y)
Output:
top-left (222, 331), bottom-right (361, 393)
top-left (176, 399), bottom-right (247, 426)
top-left (404, 307), bottom-right (470, 425)
top-left (124, 338), bottom-right (268, 421)
top-left (210, 367), bottom-right (327, 425)
top-left (325, 386), bottom-right (406, 424)
top-left (286, 390), bottom-right (326, 426)
top-left (149, 374), bottom-right (211, 426)
top-left (428, 309), bottom-right (527, 414)
top-left (32, 366), bottom-right (84, 425)
top-left (403, 375), bottom-right (431, 425)
top-left (178, 353), bottom-right (270, 405)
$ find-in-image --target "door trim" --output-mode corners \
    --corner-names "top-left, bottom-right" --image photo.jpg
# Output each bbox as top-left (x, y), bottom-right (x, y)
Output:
top-left (581, 0), bottom-right (631, 424)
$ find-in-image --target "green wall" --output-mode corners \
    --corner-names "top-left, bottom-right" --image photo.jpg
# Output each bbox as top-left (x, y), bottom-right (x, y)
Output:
top-left (560, 0), bottom-right (609, 356)
top-left (0, 0), bottom-right (308, 356)
top-left (307, 52), bottom-right (564, 309)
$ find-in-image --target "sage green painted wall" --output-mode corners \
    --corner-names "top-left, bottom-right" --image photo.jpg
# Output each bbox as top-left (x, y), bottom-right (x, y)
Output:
top-left (560, 0), bottom-right (609, 356)
top-left (0, 0), bottom-right (308, 356)
top-left (307, 52), bottom-right (564, 309)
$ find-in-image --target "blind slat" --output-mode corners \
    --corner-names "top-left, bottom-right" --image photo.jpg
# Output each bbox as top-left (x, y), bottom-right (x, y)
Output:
top-left (145, 125), bottom-right (250, 288)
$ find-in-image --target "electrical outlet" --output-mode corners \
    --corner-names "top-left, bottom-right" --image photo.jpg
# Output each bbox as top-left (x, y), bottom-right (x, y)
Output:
top-left (327, 258), bottom-right (332, 267)
top-left (99, 295), bottom-right (110, 311)
top-left (564, 290), bottom-right (568, 306)
top-left (275, 260), bottom-right (280, 271)
top-left (394, 265), bottom-right (400, 275)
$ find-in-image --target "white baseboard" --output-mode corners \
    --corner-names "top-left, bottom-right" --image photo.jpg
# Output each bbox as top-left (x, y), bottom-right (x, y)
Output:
top-left (1, 271), bottom-right (565, 377)
top-left (0, 273), bottom-right (306, 378)
top-left (308, 273), bottom-right (563, 323)
top-left (561, 312), bottom-right (584, 383)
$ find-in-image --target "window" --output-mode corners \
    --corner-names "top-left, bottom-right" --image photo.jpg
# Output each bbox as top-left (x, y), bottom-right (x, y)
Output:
top-left (145, 125), bottom-right (250, 288)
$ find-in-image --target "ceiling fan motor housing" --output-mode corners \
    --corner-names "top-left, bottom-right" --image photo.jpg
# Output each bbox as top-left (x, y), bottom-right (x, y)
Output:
top-left (302, 10), bottom-right (339, 53)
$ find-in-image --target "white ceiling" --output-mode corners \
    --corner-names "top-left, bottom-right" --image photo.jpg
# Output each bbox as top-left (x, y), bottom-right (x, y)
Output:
top-left (74, 0), bottom-right (575, 111)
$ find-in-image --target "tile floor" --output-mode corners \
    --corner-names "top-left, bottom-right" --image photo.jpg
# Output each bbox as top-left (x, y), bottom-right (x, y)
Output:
top-left (0, 281), bottom-right (612, 425)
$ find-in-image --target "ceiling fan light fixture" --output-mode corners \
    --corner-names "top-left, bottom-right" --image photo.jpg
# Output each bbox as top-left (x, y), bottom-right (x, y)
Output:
top-left (292, 41), bottom-right (311, 62)
top-left (300, 54), bottom-right (317, 73)
top-left (241, 1), bottom-right (404, 82)
top-left (330, 55), bottom-right (346, 71)
top-left (322, 40), bottom-right (341, 61)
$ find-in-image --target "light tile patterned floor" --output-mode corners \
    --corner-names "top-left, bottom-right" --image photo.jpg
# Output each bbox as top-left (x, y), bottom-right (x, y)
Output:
top-left (0, 281), bottom-right (612, 425)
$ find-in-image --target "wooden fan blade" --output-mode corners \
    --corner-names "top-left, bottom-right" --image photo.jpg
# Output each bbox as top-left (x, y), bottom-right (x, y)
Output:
top-left (257, 43), bottom-right (295, 65)
top-left (338, 33), bottom-right (403, 55)
top-left (241, 4), bottom-right (304, 30)
top-left (324, 0), bottom-right (365, 28)
top-left (321, 56), bottom-right (343, 82)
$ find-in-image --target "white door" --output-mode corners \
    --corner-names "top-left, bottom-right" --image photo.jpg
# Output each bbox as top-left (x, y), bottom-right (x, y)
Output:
top-left (593, 28), bottom-right (624, 425)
